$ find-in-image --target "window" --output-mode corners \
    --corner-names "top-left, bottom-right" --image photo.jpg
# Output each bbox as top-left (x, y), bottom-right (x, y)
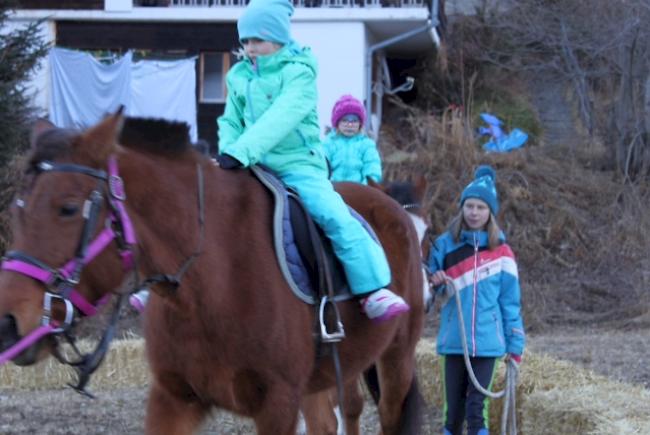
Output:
top-left (200, 52), bottom-right (230, 103)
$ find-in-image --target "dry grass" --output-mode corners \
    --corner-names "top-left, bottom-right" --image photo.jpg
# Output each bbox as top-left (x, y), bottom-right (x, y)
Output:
top-left (378, 100), bottom-right (650, 331)
top-left (3, 338), bottom-right (648, 434)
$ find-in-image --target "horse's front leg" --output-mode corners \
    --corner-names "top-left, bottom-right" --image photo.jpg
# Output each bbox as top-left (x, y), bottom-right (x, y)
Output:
top-left (145, 379), bottom-right (210, 435)
top-left (301, 390), bottom-right (339, 435)
top-left (341, 380), bottom-right (365, 435)
top-left (301, 380), bottom-right (364, 435)
top-left (253, 386), bottom-right (302, 435)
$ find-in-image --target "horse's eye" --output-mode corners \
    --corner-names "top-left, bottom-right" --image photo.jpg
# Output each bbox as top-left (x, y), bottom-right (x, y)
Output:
top-left (59, 204), bottom-right (79, 217)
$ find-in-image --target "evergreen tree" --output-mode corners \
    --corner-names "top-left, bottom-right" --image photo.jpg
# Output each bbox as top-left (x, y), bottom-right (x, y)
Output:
top-left (0, 1), bottom-right (49, 251)
top-left (0, 1), bottom-right (49, 168)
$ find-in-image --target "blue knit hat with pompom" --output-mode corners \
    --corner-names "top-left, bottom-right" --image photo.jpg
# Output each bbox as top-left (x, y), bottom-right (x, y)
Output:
top-left (237, 0), bottom-right (294, 45)
top-left (460, 165), bottom-right (499, 214)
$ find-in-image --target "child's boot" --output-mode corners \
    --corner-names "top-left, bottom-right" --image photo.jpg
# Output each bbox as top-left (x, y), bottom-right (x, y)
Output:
top-left (360, 288), bottom-right (409, 322)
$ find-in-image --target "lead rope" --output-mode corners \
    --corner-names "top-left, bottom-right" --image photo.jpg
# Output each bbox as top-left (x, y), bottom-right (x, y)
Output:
top-left (445, 277), bottom-right (519, 435)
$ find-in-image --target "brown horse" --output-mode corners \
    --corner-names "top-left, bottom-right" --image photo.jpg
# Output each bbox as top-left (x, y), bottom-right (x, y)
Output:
top-left (0, 112), bottom-right (424, 435)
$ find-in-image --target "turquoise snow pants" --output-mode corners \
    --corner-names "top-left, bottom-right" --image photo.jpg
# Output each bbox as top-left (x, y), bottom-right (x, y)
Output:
top-left (281, 171), bottom-right (391, 295)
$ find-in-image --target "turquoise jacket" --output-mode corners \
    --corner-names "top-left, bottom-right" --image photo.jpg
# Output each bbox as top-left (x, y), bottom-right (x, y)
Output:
top-left (427, 230), bottom-right (526, 357)
top-left (322, 131), bottom-right (382, 184)
top-left (217, 42), bottom-right (327, 177)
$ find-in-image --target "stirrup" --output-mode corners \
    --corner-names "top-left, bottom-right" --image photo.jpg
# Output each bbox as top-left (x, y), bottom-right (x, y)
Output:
top-left (319, 296), bottom-right (345, 343)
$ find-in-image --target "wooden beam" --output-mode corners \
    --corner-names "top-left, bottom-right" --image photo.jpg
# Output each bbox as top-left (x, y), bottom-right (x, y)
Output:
top-left (56, 21), bottom-right (239, 52)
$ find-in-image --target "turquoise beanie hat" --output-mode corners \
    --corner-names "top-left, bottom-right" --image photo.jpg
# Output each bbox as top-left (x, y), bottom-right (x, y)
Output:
top-left (237, 0), bottom-right (294, 45)
top-left (460, 165), bottom-right (499, 214)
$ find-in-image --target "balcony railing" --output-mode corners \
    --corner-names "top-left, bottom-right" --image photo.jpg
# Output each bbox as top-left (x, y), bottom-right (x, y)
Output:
top-left (141, 0), bottom-right (426, 8)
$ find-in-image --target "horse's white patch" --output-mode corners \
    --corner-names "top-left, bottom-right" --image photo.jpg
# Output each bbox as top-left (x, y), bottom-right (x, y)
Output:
top-left (15, 198), bottom-right (25, 208)
top-left (408, 214), bottom-right (428, 244)
top-left (405, 211), bottom-right (433, 310)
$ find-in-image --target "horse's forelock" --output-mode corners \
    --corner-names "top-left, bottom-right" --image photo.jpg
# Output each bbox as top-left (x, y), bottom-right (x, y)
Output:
top-left (28, 128), bottom-right (77, 167)
top-left (385, 181), bottom-right (419, 205)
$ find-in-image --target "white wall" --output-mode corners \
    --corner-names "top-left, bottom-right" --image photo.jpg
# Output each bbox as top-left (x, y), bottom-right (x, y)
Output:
top-left (293, 22), bottom-right (367, 136)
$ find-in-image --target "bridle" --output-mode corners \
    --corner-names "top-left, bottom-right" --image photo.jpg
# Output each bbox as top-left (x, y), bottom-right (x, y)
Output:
top-left (0, 155), bottom-right (137, 395)
top-left (0, 152), bottom-right (205, 396)
top-left (402, 203), bottom-right (422, 212)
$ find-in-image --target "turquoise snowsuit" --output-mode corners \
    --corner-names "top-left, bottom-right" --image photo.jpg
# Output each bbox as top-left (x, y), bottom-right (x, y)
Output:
top-left (322, 130), bottom-right (382, 184)
top-left (217, 42), bottom-right (391, 294)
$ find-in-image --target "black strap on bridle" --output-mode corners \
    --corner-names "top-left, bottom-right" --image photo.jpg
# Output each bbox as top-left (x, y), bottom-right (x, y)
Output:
top-left (53, 294), bottom-right (127, 398)
top-left (67, 189), bottom-right (104, 289)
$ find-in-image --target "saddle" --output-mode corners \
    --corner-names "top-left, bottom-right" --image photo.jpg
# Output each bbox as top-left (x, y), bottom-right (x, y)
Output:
top-left (250, 165), bottom-right (380, 341)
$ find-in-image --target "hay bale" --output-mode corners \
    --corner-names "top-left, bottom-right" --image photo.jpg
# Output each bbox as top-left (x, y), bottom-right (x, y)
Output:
top-left (415, 339), bottom-right (650, 434)
top-left (522, 383), bottom-right (650, 435)
top-left (0, 339), bottom-right (149, 390)
top-left (3, 338), bottom-right (650, 434)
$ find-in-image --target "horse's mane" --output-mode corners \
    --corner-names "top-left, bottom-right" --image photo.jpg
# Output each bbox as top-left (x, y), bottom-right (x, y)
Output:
top-left (28, 117), bottom-right (192, 167)
top-left (119, 117), bottom-right (191, 156)
top-left (384, 181), bottom-right (420, 206)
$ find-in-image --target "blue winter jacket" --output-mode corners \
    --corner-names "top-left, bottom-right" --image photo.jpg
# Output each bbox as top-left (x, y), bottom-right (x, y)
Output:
top-left (427, 230), bottom-right (526, 357)
top-left (322, 131), bottom-right (382, 184)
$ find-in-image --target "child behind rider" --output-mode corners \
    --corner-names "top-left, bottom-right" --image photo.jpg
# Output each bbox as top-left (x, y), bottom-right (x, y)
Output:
top-left (323, 94), bottom-right (382, 185)
top-left (427, 165), bottom-right (525, 435)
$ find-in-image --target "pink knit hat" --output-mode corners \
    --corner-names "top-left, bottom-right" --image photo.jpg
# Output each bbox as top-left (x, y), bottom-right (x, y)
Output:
top-left (331, 94), bottom-right (366, 128)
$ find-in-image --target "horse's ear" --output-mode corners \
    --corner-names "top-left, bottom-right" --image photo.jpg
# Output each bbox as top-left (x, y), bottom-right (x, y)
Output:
top-left (367, 178), bottom-right (386, 192)
top-left (79, 107), bottom-right (124, 162)
top-left (414, 175), bottom-right (427, 200)
top-left (30, 118), bottom-right (57, 148)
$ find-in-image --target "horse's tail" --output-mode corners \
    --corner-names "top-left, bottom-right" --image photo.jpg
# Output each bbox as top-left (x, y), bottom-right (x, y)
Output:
top-left (363, 365), bottom-right (424, 434)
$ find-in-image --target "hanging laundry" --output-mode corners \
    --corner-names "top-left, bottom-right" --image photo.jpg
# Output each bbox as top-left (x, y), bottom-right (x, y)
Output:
top-left (49, 47), bottom-right (198, 141)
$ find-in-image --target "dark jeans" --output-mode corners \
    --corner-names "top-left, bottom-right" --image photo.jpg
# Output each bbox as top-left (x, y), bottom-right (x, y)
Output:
top-left (441, 354), bottom-right (497, 435)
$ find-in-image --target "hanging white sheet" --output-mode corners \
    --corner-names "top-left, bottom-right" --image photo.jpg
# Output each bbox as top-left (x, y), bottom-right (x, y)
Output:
top-left (49, 47), bottom-right (132, 130)
top-left (129, 58), bottom-right (197, 142)
top-left (49, 47), bottom-right (198, 142)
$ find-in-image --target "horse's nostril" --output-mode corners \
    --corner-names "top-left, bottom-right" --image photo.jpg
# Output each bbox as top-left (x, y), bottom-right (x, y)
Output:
top-left (0, 314), bottom-right (19, 345)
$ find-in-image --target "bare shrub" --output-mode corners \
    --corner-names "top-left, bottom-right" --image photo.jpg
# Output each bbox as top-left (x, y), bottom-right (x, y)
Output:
top-left (379, 99), bottom-right (650, 330)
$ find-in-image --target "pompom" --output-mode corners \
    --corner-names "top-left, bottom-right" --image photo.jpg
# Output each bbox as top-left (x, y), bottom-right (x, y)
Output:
top-left (474, 165), bottom-right (496, 181)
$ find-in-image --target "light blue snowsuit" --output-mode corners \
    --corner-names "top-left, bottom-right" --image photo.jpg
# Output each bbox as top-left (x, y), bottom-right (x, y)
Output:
top-left (323, 130), bottom-right (382, 185)
top-left (217, 42), bottom-right (390, 294)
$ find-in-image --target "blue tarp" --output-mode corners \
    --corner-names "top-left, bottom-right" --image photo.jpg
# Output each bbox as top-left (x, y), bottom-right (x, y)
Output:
top-left (478, 112), bottom-right (528, 153)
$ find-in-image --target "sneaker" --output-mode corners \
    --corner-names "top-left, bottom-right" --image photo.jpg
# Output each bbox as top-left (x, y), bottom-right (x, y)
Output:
top-left (360, 288), bottom-right (410, 322)
top-left (129, 289), bottom-right (150, 313)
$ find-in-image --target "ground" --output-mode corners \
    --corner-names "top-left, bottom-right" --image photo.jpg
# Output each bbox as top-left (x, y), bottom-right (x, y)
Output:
top-left (1, 312), bottom-right (647, 434)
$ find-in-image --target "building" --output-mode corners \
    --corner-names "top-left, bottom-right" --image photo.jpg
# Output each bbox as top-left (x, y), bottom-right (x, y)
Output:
top-left (9, 0), bottom-right (442, 147)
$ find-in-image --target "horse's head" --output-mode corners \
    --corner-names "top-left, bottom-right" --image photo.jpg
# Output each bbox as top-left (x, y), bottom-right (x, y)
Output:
top-left (369, 176), bottom-right (430, 244)
top-left (0, 110), bottom-right (129, 366)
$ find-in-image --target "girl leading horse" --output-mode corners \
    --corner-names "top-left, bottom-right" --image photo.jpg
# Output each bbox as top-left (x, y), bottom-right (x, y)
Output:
top-left (0, 112), bottom-right (424, 435)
